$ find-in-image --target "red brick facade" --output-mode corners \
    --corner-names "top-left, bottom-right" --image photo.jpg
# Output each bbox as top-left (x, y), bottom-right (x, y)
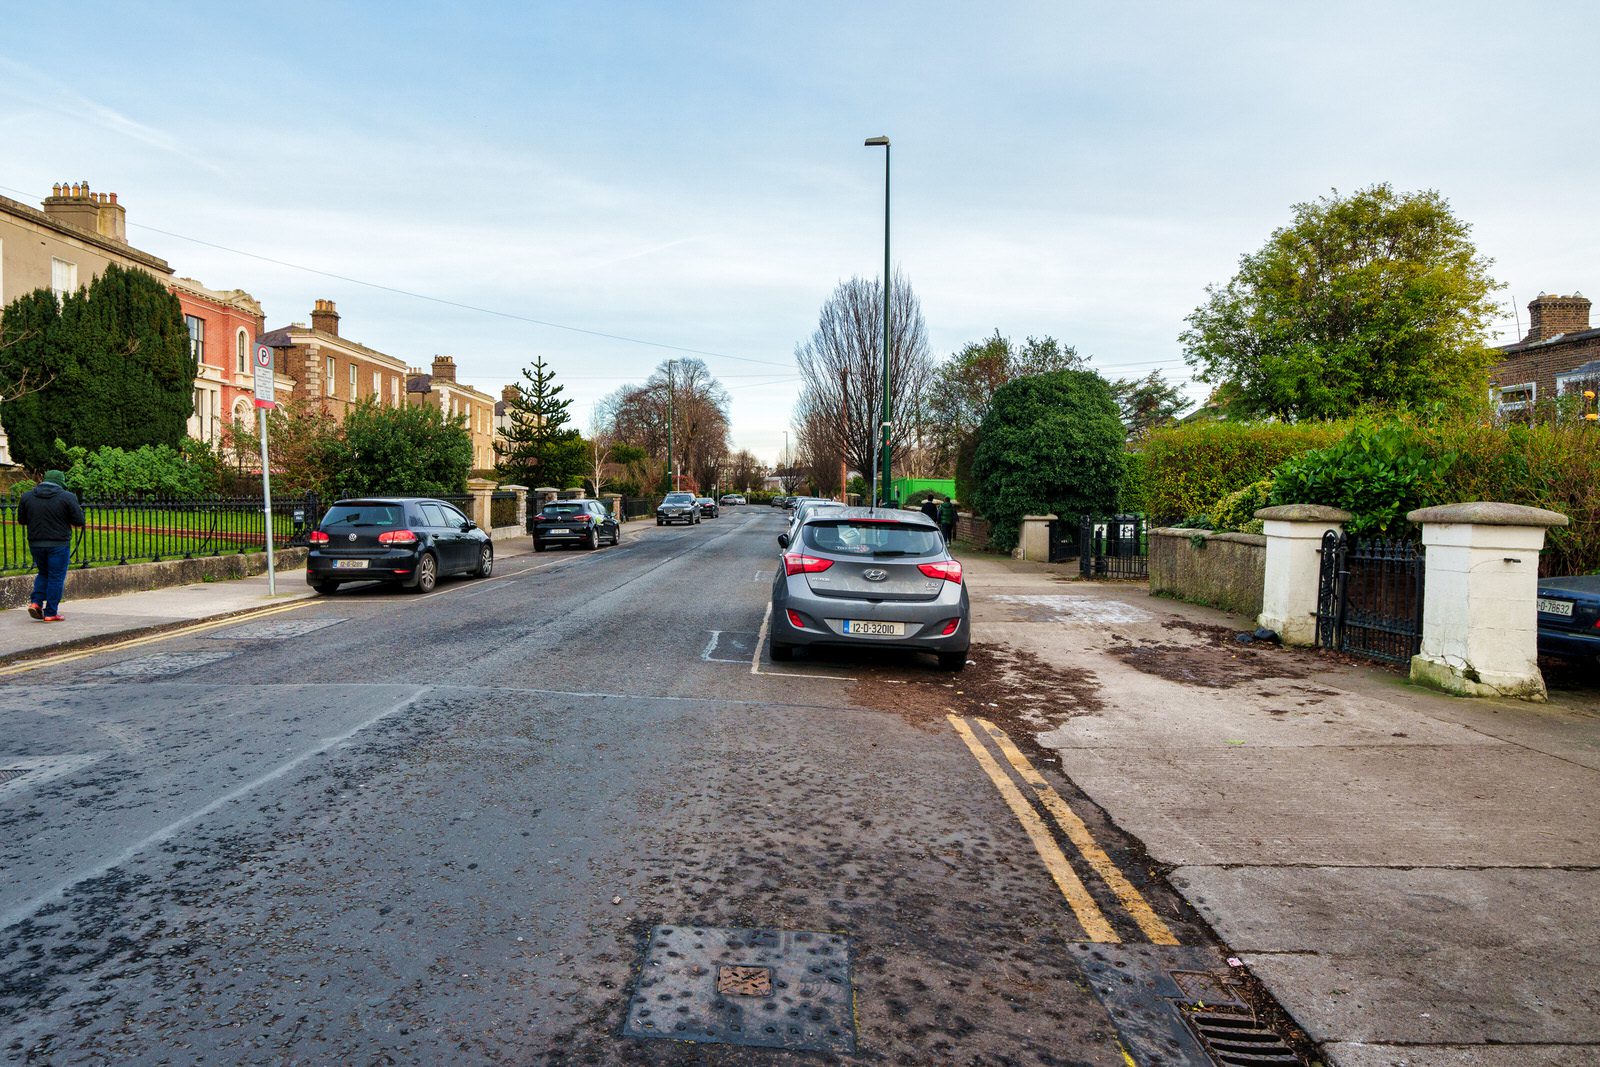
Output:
top-left (1489, 292), bottom-right (1600, 413)
top-left (170, 278), bottom-right (266, 445)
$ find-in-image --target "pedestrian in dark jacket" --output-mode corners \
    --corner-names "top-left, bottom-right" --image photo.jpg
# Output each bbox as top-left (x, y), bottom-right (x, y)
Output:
top-left (938, 498), bottom-right (958, 543)
top-left (18, 470), bottom-right (85, 622)
top-left (920, 497), bottom-right (940, 525)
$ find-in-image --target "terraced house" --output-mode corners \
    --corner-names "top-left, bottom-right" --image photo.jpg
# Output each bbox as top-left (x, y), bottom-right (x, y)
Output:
top-left (1491, 291), bottom-right (1600, 415)
top-left (259, 299), bottom-right (409, 416)
top-left (406, 356), bottom-right (498, 471)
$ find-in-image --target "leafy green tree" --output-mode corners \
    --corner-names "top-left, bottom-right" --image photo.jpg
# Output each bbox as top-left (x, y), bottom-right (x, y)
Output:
top-left (226, 397), bottom-right (345, 497)
top-left (970, 371), bottom-right (1126, 551)
top-left (1181, 184), bottom-right (1501, 421)
top-left (0, 264), bottom-right (195, 471)
top-left (1111, 370), bottom-right (1189, 440)
top-left (56, 438), bottom-right (224, 497)
top-left (498, 355), bottom-right (584, 488)
top-left (334, 399), bottom-right (472, 497)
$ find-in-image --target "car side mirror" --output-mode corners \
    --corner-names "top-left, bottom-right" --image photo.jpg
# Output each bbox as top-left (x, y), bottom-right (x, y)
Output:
top-left (460, 521), bottom-right (475, 531)
top-left (777, 533), bottom-right (790, 549)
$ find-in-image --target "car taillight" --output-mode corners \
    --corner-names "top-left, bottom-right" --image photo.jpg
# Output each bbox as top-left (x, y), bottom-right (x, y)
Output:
top-left (783, 553), bottom-right (834, 576)
top-left (940, 618), bottom-right (961, 636)
top-left (377, 530), bottom-right (419, 545)
top-left (787, 610), bottom-right (807, 629)
top-left (307, 530), bottom-right (329, 544)
top-left (918, 560), bottom-right (963, 583)
top-left (576, 514), bottom-right (592, 522)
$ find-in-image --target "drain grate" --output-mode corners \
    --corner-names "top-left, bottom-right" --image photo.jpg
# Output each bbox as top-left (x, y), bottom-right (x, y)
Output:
top-left (0, 769), bottom-right (27, 785)
top-left (1185, 1008), bottom-right (1303, 1065)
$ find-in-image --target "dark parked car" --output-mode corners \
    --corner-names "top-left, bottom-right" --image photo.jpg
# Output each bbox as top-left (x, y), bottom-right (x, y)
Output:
top-left (769, 507), bottom-right (970, 670)
top-left (657, 492), bottom-right (702, 525)
top-left (531, 499), bottom-right (620, 551)
top-left (307, 497), bottom-right (491, 595)
top-left (696, 497), bottom-right (719, 518)
top-left (1536, 575), bottom-right (1600, 661)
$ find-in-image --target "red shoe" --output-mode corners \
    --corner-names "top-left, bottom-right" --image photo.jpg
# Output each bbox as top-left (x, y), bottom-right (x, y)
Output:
top-left (27, 603), bottom-right (42, 620)
top-left (42, 615), bottom-right (65, 623)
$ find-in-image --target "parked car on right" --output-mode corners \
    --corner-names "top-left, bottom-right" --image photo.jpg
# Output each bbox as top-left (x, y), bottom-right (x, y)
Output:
top-left (657, 492), bottom-right (702, 525)
top-left (1536, 574), bottom-right (1600, 661)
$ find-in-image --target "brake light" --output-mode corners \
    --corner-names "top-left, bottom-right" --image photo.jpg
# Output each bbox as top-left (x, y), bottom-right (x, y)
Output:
top-left (783, 553), bottom-right (834, 576)
top-left (377, 529), bottom-right (419, 545)
top-left (919, 560), bottom-right (963, 583)
top-left (787, 610), bottom-right (807, 629)
top-left (940, 618), bottom-right (961, 636)
top-left (575, 514), bottom-right (592, 523)
top-left (307, 530), bottom-right (329, 544)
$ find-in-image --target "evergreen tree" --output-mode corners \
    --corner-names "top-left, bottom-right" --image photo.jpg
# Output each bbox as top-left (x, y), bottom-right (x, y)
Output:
top-left (497, 355), bottom-right (585, 488)
top-left (0, 263), bottom-right (196, 471)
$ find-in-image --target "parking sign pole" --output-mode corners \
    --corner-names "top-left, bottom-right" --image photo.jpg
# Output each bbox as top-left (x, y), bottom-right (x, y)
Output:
top-left (259, 407), bottom-right (276, 597)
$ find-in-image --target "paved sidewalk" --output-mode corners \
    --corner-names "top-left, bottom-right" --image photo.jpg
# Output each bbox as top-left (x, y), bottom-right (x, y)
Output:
top-left (960, 552), bottom-right (1599, 1067)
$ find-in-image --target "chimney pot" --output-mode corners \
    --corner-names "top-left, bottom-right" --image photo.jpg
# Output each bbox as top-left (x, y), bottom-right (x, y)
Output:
top-left (431, 355), bottom-right (458, 382)
top-left (310, 300), bottom-right (341, 337)
top-left (1525, 292), bottom-right (1592, 343)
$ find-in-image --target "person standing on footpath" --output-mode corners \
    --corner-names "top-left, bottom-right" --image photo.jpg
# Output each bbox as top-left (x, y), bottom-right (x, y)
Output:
top-left (18, 470), bottom-right (86, 622)
top-left (938, 497), bottom-right (958, 543)
top-left (920, 496), bottom-right (940, 525)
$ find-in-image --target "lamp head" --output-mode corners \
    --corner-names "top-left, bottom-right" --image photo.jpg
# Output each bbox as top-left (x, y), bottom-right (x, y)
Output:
top-left (864, 136), bottom-right (890, 147)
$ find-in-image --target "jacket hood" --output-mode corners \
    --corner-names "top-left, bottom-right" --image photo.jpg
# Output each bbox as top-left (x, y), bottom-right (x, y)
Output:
top-left (32, 482), bottom-right (64, 498)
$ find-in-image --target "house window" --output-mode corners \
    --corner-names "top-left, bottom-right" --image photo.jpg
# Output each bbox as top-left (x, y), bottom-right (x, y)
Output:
top-left (1494, 382), bottom-right (1535, 415)
top-left (185, 315), bottom-right (205, 362)
top-left (50, 258), bottom-right (77, 302)
top-left (372, 370), bottom-right (380, 396)
top-left (236, 330), bottom-right (248, 375)
top-left (349, 362), bottom-right (357, 397)
top-left (326, 357), bottom-right (336, 395)
top-left (390, 376), bottom-right (399, 404)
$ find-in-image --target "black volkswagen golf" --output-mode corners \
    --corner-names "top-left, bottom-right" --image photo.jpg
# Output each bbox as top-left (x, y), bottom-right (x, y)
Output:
top-left (306, 497), bottom-right (493, 594)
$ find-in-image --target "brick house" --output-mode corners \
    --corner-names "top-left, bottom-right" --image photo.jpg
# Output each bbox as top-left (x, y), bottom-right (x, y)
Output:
top-left (260, 300), bottom-right (409, 417)
top-left (1490, 292), bottom-right (1600, 415)
top-left (169, 277), bottom-right (281, 446)
top-left (406, 356), bottom-right (498, 471)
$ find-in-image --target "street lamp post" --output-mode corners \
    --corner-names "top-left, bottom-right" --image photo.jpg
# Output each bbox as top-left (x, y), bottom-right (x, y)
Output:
top-left (864, 135), bottom-right (891, 508)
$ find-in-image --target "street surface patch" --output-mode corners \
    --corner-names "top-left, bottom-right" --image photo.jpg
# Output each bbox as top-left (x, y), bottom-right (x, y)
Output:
top-left (86, 649), bottom-right (237, 679)
top-left (623, 925), bottom-right (854, 1053)
top-left (993, 593), bottom-right (1153, 625)
top-left (701, 630), bottom-right (759, 663)
top-left (0, 753), bottom-right (108, 800)
top-left (205, 618), bottom-right (345, 641)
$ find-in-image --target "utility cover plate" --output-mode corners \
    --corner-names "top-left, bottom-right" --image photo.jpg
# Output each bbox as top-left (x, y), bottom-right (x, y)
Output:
top-left (1068, 942), bottom-right (1233, 1066)
top-left (207, 618), bottom-right (345, 640)
top-left (623, 926), bottom-right (854, 1053)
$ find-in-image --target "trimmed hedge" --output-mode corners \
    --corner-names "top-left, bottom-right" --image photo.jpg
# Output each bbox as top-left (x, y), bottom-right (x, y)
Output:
top-left (1141, 421), bottom-right (1348, 524)
top-left (1119, 451), bottom-right (1148, 515)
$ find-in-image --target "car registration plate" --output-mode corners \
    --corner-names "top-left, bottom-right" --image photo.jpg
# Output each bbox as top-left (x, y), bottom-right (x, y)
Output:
top-left (841, 619), bottom-right (905, 637)
top-left (1537, 597), bottom-right (1574, 617)
top-left (548, 528), bottom-right (569, 534)
top-left (334, 559), bottom-right (369, 569)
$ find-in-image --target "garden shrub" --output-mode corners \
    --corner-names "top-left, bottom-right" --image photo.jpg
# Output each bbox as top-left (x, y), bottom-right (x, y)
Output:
top-left (1119, 450), bottom-right (1148, 515)
top-left (1211, 478), bottom-right (1273, 534)
top-left (1269, 420), bottom-right (1441, 535)
top-left (970, 370), bottom-right (1125, 552)
top-left (1141, 421), bottom-right (1347, 524)
top-left (56, 438), bottom-right (224, 498)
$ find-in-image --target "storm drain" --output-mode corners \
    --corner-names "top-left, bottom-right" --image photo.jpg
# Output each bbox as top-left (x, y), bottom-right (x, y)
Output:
top-left (622, 925), bottom-right (854, 1053)
top-left (1185, 1008), bottom-right (1302, 1065)
top-left (0, 769), bottom-right (26, 785)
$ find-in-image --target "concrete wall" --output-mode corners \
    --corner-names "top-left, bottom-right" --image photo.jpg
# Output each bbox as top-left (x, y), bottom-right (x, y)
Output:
top-left (1149, 528), bottom-right (1266, 616)
top-left (0, 548), bottom-right (309, 611)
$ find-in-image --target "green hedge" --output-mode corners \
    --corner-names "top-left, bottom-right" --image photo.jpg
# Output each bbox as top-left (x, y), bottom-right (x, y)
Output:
top-left (1119, 451), bottom-right (1148, 515)
top-left (1142, 421), bottom-right (1348, 524)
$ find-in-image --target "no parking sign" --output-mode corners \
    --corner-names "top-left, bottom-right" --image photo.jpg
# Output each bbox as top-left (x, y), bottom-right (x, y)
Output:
top-left (252, 342), bottom-right (276, 409)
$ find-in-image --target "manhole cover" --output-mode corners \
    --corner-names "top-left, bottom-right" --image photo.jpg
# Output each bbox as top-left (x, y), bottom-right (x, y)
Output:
top-left (1185, 1008), bottom-right (1303, 1065)
top-left (623, 926), bottom-right (854, 1053)
top-left (206, 618), bottom-right (344, 640)
top-left (87, 649), bottom-right (237, 678)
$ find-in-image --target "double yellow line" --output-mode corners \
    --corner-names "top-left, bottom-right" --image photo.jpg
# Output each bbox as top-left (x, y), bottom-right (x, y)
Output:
top-left (948, 714), bottom-right (1177, 945)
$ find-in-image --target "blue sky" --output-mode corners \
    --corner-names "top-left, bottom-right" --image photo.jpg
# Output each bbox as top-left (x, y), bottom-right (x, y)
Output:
top-left (4, 2), bottom-right (1596, 463)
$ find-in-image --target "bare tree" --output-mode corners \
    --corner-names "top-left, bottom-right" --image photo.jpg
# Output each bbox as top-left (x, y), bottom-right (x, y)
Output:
top-left (727, 449), bottom-right (765, 492)
top-left (598, 358), bottom-right (731, 491)
top-left (793, 271), bottom-right (932, 500)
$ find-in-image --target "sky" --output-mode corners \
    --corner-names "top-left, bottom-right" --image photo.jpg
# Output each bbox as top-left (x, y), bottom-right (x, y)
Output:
top-left (3, 1), bottom-right (1597, 465)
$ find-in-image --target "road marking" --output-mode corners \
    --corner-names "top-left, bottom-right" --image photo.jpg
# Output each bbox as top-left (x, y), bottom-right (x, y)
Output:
top-left (0, 599), bottom-right (312, 678)
top-left (0, 685), bottom-right (434, 932)
top-left (947, 714), bottom-right (1118, 943)
top-left (749, 603), bottom-right (850, 681)
top-left (977, 718), bottom-right (1179, 946)
top-left (701, 631), bottom-right (722, 660)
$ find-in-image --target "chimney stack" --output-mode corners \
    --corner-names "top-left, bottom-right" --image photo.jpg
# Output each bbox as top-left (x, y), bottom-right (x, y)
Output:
top-left (310, 299), bottom-right (340, 336)
top-left (41, 179), bottom-right (123, 239)
top-left (431, 355), bottom-right (458, 382)
top-left (501, 385), bottom-right (519, 404)
top-left (1525, 293), bottom-right (1591, 343)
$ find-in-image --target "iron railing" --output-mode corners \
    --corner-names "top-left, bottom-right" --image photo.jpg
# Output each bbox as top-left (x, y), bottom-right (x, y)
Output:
top-left (490, 490), bottom-right (519, 528)
top-left (1316, 531), bottom-right (1425, 664)
top-left (1074, 515), bottom-right (1149, 578)
top-left (0, 492), bottom-right (327, 575)
top-left (620, 497), bottom-right (655, 521)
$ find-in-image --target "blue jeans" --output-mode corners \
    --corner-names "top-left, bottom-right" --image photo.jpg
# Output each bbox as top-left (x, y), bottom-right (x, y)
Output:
top-left (30, 543), bottom-right (71, 616)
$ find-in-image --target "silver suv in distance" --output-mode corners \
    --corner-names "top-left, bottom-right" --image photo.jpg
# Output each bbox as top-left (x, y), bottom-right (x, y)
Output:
top-left (656, 491), bottom-right (702, 526)
top-left (770, 508), bottom-right (969, 670)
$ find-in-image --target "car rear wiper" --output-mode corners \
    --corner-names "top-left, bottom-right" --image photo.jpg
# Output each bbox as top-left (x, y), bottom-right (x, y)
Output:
top-left (870, 549), bottom-right (919, 557)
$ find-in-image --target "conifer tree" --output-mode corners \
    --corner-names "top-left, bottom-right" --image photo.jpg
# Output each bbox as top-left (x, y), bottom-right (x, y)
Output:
top-left (496, 355), bottom-right (585, 488)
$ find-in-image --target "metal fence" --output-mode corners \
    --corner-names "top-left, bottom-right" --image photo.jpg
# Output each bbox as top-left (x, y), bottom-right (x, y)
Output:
top-left (0, 492), bottom-right (326, 575)
top-left (620, 497), bottom-right (655, 521)
top-left (1315, 531), bottom-right (1425, 664)
top-left (490, 490), bottom-right (518, 528)
top-left (1074, 515), bottom-right (1149, 579)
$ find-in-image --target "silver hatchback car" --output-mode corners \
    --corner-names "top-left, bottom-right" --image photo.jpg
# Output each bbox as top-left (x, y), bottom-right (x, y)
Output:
top-left (770, 508), bottom-right (970, 670)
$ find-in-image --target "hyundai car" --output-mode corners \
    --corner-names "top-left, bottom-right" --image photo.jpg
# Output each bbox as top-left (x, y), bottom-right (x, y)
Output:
top-left (307, 497), bottom-right (492, 595)
top-left (769, 508), bottom-right (969, 670)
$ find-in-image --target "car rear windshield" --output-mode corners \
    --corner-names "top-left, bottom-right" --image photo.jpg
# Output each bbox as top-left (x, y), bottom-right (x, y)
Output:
top-left (323, 504), bottom-right (406, 528)
top-left (803, 520), bottom-right (943, 557)
top-left (542, 504), bottom-right (585, 516)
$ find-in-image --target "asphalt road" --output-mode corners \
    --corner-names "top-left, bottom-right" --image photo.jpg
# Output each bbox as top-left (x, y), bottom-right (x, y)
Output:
top-left (0, 508), bottom-right (1223, 1065)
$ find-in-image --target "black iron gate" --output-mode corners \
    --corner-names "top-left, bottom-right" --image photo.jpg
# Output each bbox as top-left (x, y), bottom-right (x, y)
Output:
top-left (1070, 514), bottom-right (1148, 578)
top-left (1315, 531), bottom-right (1425, 664)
